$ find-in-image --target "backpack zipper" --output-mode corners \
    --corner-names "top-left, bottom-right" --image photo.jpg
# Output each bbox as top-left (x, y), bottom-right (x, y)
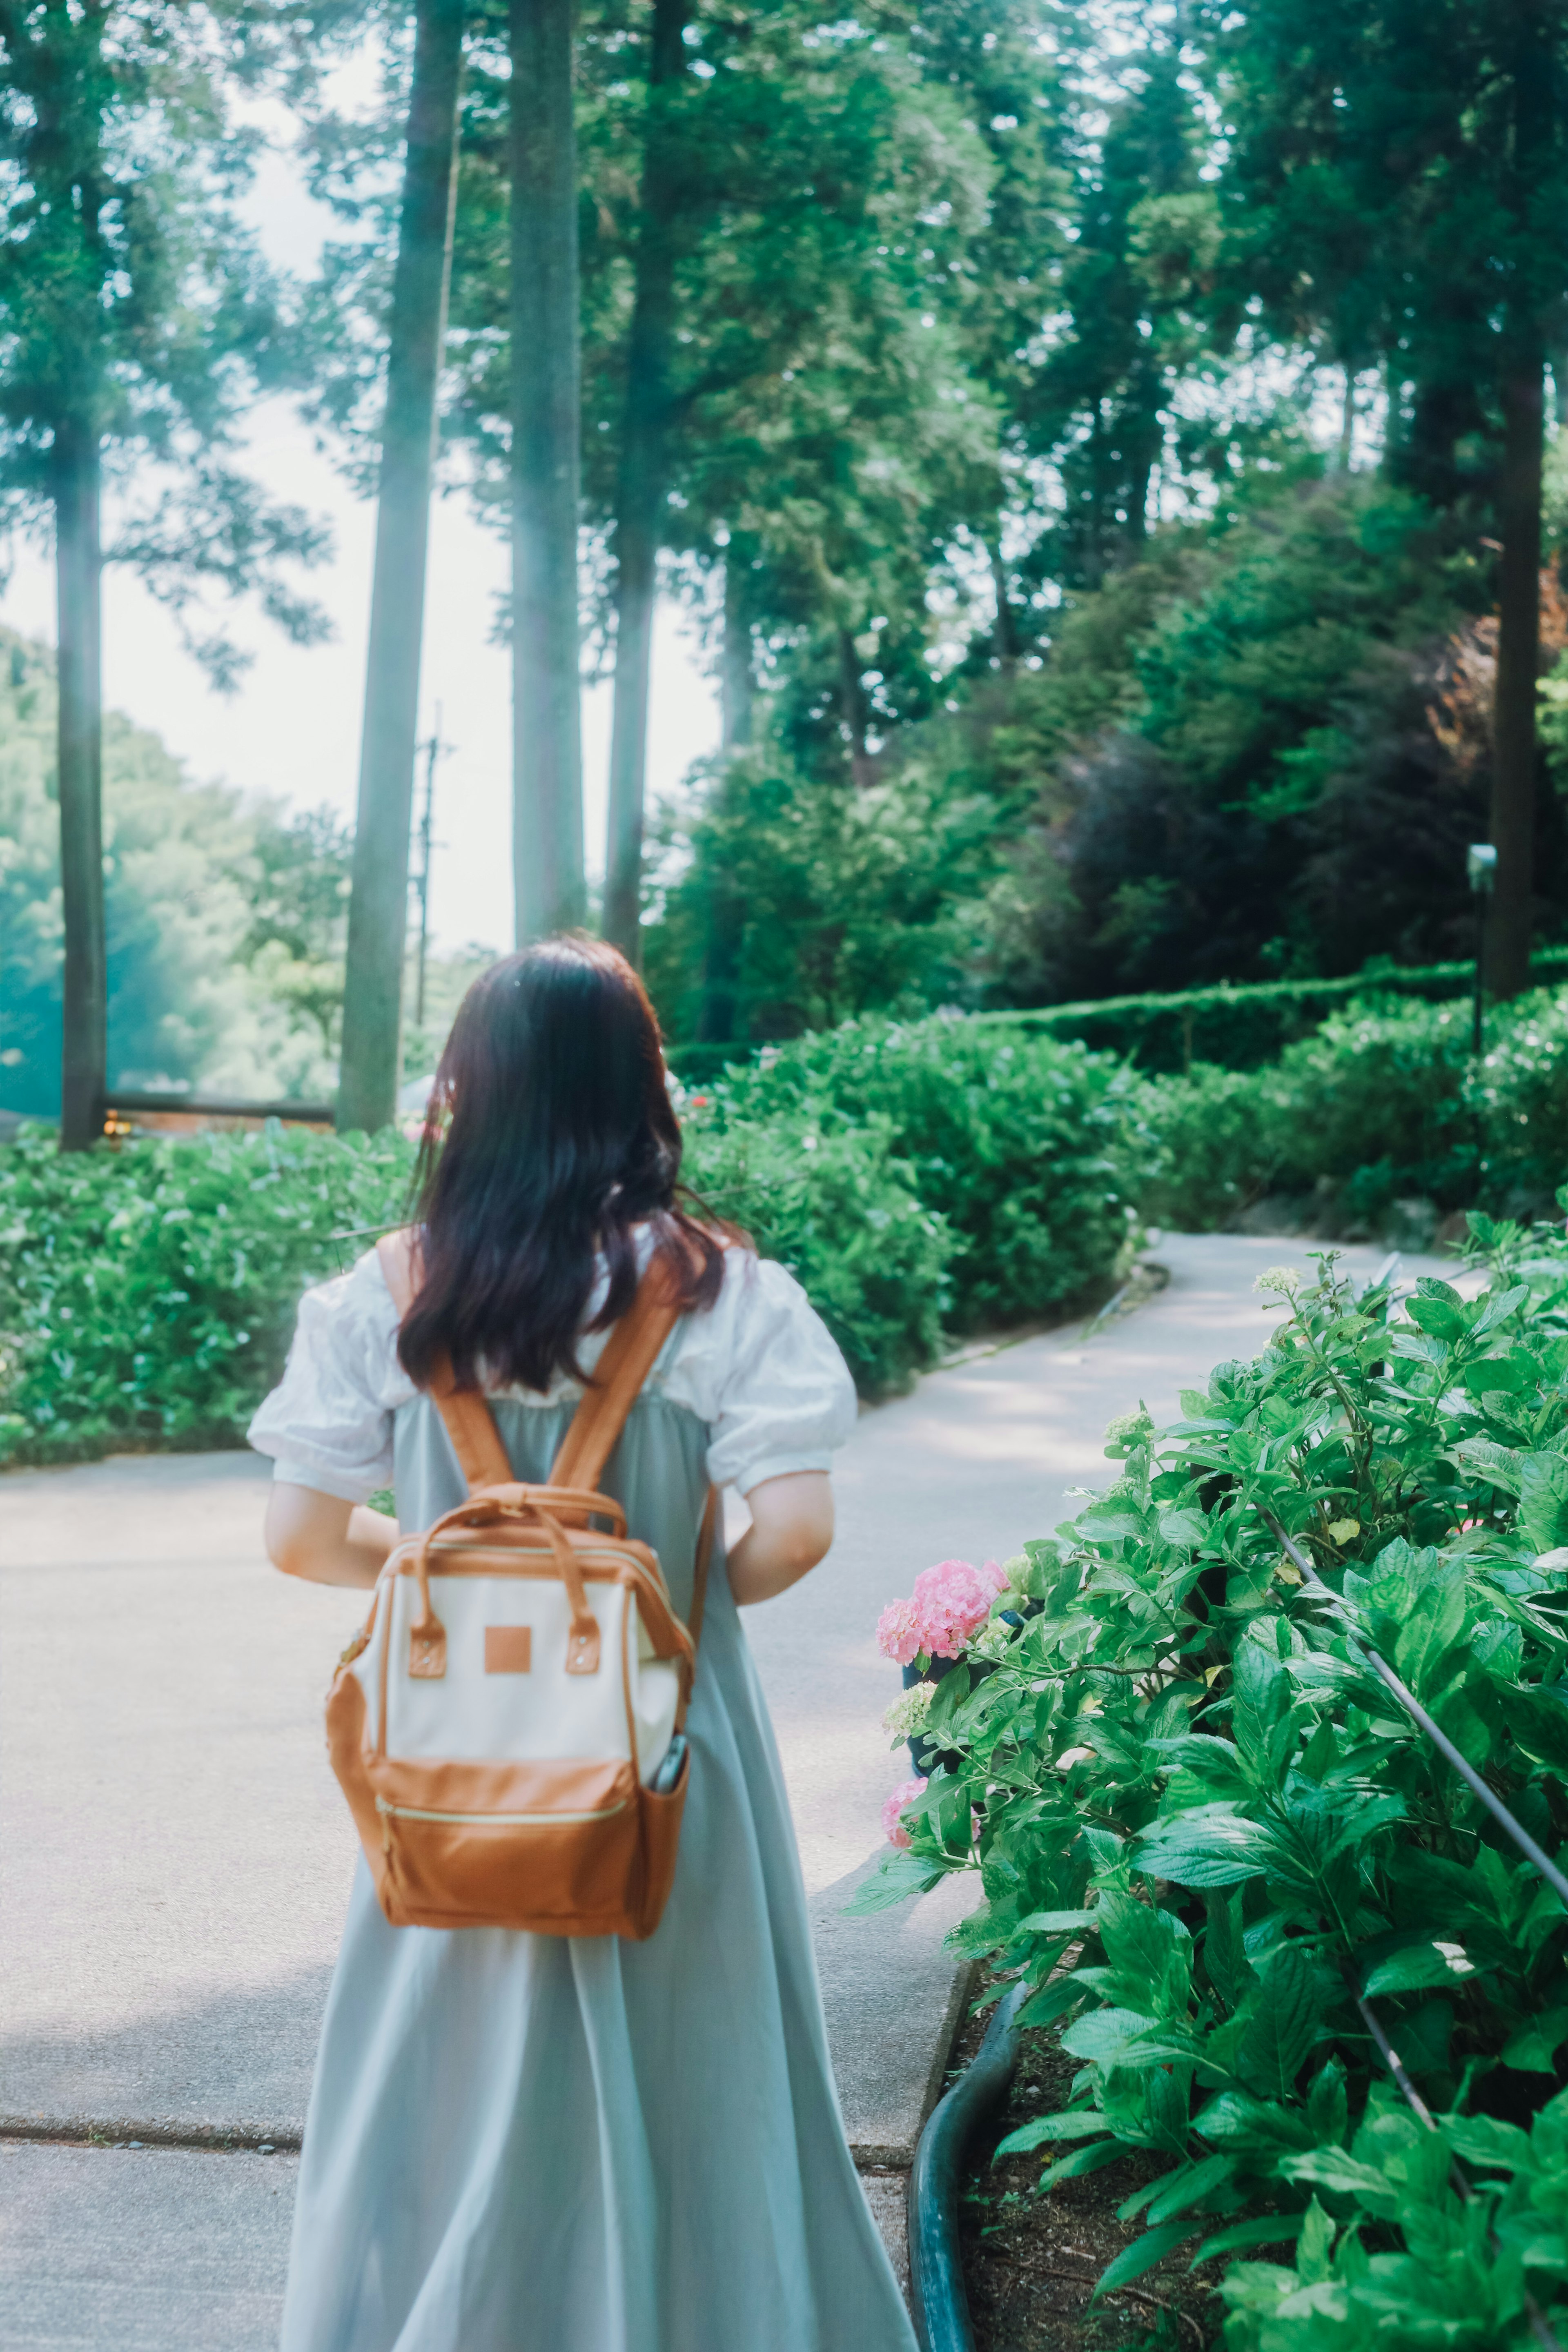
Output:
top-left (374, 1794), bottom-right (627, 1828)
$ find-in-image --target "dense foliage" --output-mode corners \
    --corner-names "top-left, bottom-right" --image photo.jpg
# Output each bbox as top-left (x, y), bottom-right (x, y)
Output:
top-left (697, 1014), bottom-right (1154, 1334)
top-left (647, 474), bottom-right (1566, 1047)
top-left (863, 1227), bottom-right (1568, 2344)
top-left (1138, 986), bottom-right (1568, 1234)
top-left (14, 974), bottom-right (1568, 1463)
top-left (0, 1123), bottom-right (414, 1465)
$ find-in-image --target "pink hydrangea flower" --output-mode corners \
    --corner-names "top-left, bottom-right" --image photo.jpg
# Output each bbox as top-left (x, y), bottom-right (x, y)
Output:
top-left (882, 1776), bottom-right (928, 1847)
top-left (875, 1597), bottom-right (924, 1666)
top-left (910, 1557), bottom-right (1002, 1658)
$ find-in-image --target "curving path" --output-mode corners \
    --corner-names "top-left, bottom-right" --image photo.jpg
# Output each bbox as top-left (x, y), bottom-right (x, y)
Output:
top-left (0, 1232), bottom-right (1435, 2344)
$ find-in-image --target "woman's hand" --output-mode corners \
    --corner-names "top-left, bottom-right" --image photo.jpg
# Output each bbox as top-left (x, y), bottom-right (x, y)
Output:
top-left (726, 1471), bottom-right (834, 1608)
top-left (265, 1483), bottom-right (399, 1588)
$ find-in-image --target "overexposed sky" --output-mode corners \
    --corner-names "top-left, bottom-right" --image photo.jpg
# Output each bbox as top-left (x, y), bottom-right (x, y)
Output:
top-left (0, 94), bottom-right (721, 957)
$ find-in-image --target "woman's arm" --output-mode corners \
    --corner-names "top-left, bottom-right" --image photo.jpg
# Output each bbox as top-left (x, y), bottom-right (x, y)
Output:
top-left (726, 1471), bottom-right (835, 1608)
top-left (265, 1482), bottom-right (399, 1588)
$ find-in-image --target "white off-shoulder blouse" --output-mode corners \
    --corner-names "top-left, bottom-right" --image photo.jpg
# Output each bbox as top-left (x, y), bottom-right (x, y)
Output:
top-left (247, 1234), bottom-right (858, 1503)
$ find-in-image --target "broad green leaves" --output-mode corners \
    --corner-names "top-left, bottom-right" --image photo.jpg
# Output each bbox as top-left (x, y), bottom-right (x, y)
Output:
top-left (897, 1241), bottom-right (1568, 2333)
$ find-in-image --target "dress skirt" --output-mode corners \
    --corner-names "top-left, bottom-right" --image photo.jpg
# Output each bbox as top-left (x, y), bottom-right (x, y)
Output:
top-left (279, 1391), bottom-right (918, 2352)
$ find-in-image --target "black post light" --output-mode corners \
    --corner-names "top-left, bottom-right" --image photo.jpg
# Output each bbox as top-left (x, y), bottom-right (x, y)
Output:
top-left (1467, 842), bottom-right (1497, 1058)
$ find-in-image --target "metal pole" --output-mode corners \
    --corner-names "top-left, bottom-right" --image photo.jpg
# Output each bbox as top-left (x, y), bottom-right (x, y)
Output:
top-left (1467, 842), bottom-right (1497, 1058)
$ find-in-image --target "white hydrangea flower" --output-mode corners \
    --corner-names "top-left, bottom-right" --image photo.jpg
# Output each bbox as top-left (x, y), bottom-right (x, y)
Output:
top-left (881, 1683), bottom-right (935, 1742)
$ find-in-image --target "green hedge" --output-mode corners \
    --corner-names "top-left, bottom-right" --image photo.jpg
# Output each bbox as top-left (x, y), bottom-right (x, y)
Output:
top-left (0, 1123), bottom-right (415, 1466)
top-left (701, 1014), bottom-right (1157, 1334)
top-left (0, 1012), bottom-right (1158, 1465)
top-left (977, 949), bottom-right (1568, 1074)
top-left (671, 953), bottom-right (1568, 1086)
top-left (1138, 985), bottom-right (1568, 1231)
top-left (11, 984), bottom-right (1568, 1470)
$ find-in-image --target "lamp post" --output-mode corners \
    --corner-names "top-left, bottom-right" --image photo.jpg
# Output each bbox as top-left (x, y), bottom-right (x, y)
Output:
top-left (1467, 842), bottom-right (1497, 1058)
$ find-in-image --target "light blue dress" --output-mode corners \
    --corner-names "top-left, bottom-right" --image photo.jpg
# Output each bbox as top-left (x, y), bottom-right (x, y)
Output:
top-left (256, 1269), bottom-right (918, 2352)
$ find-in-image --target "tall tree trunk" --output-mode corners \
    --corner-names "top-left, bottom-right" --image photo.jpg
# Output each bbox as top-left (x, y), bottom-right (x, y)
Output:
top-left (987, 533), bottom-right (1018, 672)
top-left (54, 419), bottom-right (105, 1152)
top-left (720, 544), bottom-right (754, 751)
top-left (1488, 349), bottom-right (1545, 1000)
top-left (1334, 365), bottom-right (1356, 473)
top-left (697, 548), bottom-right (754, 1046)
top-left (338, 0), bottom-right (465, 1134)
top-left (510, 0), bottom-right (584, 944)
top-left (837, 628), bottom-right (873, 785)
top-left (1486, 3), bottom-right (1550, 1003)
top-left (603, 0), bottom-right (688, 963)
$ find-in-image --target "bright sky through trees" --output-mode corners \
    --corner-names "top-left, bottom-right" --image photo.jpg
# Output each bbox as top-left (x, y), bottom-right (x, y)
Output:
top-left (0, 80), bottom-right (719, 961)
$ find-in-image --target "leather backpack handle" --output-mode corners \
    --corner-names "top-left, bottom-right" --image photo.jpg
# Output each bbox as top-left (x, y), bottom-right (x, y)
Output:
top-left (379, 1227), bottom-right (687, 1523)
top-left (377, 1229), bottom-right (513, 1494)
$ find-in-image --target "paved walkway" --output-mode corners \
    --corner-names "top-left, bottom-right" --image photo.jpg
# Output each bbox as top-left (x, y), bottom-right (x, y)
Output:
top-left (1, 1232), bottom-right (1431, 2345)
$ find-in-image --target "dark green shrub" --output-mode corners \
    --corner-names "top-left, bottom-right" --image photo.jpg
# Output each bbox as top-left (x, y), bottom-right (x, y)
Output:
top-left (710, 1015), bottom-right (1156, 1332)
top-left (0, 1122), bottom-right (414, 1466)
top-left (684, 1111), bottom-right (951, 1399)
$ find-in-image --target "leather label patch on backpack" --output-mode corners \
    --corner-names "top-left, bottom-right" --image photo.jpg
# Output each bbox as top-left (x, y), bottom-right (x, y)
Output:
top-left (483, 1625), bottom-right (532, 1675)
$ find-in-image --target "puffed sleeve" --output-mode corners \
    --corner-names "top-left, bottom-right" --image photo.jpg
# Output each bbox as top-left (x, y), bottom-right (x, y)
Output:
top-left (668, 1250), bottom-right (858, 1494)
top-left (246, 1247), bottom-right (412, 1502)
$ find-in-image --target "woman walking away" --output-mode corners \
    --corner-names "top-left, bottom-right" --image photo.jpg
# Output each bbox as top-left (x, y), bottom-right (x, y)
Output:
top-left (248, 936), bottom-right (917, 2352)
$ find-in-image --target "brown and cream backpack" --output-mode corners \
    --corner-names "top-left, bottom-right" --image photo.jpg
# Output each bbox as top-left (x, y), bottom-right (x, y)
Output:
top-left (324, 1231), bottom-right (714, 1940)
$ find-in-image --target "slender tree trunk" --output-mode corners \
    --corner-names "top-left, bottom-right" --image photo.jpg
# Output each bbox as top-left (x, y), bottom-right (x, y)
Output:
top-left (837, 628), bottom-right (873, 785)
top-left (510, 0), bottom-right (583, 944)
top-left (720, 545), bottom-right (754, 750)
top-left (697, 548), bottom-right (753, 1046)
top-left (1487, 349), bottom-right (1545, 1000)
top-left (603, 0), bottom-right (688, 962)
top-left (1486, 4), bottom-right (1551, 1004)
top-left (338, 0), bottom-right (465, 1134)
top-left (1334, 366), bottom-right (1356, 473)
top-left (54, 419), bottom-right (106, 1151)
top-left (987, 533), bottom-right (1018, 672)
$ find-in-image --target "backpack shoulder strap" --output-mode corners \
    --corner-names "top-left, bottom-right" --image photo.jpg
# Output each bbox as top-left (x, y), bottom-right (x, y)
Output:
top-left (548, 1256), bottom-right (685, 1497)
top-left (376, 1229), bottom-right (513, 1496)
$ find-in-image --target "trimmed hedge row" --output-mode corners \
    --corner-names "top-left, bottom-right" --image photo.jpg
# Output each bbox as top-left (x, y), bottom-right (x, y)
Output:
top-left (7, 984), bottom-right (1568, 1468)
top-left (1139, 984), bottom-right (1568, 1232)
top-left (669, 951), bottom-right (1568, 1084)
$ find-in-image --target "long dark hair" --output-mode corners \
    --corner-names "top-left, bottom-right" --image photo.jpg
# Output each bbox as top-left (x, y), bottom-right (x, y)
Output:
top-left (397, 935), bottom-right (729, 1394)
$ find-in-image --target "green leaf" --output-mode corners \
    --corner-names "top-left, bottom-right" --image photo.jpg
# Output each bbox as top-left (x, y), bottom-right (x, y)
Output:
top-left (1281, 2149), bottom-right (1393, 2203)
top-left (1015, 1908), bottom-right (1099, 1936)
top-left (1096, 1892), bottom-right (1190, 2000)
top-left (1134, 1805), bottom-right (1274, 1887)
top-left (1144, 2150), bottom-right (1238, 2224)
top-left (1189, 2212), bottom-right (1307, 2268)
top-left (1195, 2092), bottom-right (1320, 2154)
top-left (1036, 2137), bottom-right (1127, 2192)
top-left (1521, 1451), bottom-right (1568, 1555)
top-left (1501, 2006), bottom-right (1568, 2073)
top-left (1407, 1279), bottom-right (1470, 1341)
top-left (1443, 2114), bottom-right (1533, 2172)
top-left (1093, 2217), bottom-right (1200, 2296)
top-left (1060, 2006), bottom-right (1160, 2065)
top-left (1450, 1437), bottom-right (1525, 1493)
top-left (1204, 1887), bottom-right (1249, 2009)
top-left (1361, 1941), bottom-right (1477, 1998)
top-left (1238, 1944), bottom-right (1323, 2101)
top-left (841, 1851), bottom-right (943, 1915)
top-left (995, 2110), bottom-right (1116, 2156)
top-left (1015, 1974), bottom-right (1087, 2031)
top-left (1295, 2198), bottom-right (1337, 2285)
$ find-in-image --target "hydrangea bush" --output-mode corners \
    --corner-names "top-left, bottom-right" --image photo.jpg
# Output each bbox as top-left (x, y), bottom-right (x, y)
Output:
top-left (861, 1216), bottom-right (1568, 2346)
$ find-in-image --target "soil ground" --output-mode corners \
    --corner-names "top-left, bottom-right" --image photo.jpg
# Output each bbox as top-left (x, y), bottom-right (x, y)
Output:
top-left (950, 1991), bottom-right (1237, 2352)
